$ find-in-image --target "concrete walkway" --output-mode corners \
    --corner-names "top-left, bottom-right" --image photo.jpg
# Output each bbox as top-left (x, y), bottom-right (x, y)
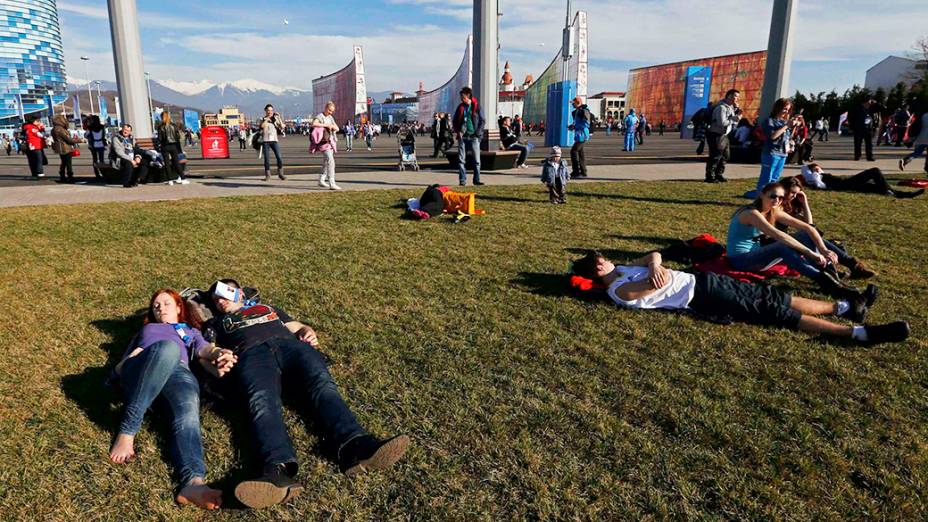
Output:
top-left (0, 155), bottom-right (907, 209)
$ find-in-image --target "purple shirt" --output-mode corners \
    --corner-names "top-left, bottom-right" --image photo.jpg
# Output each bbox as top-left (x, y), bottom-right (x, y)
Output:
top-left (122, 322), bottom-right (209, 363)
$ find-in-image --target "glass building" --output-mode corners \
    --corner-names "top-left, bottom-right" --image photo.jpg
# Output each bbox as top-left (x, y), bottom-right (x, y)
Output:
top-left (0, 0), bottom-right (67, 125)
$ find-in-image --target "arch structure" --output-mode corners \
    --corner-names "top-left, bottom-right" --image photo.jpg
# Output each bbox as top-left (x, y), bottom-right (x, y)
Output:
top-left (417, 35), bottom-right (473, 119)
top-left (312, 45), bottom-right (368, 124)
top-left (521, 10), bottom-right (588, 125)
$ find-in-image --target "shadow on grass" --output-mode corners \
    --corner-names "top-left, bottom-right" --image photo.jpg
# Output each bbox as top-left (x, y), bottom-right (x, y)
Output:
top-left (478, 194), bottom-right (542, 204)
top-left (571, 191), bottom-right (740, 207)
top-left (608, 234), bottom-right (680, 248)
top-left (511, 272), bottom-right (569, 298)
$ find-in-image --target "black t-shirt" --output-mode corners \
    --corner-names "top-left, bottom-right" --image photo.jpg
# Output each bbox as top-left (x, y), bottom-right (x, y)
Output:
top-left (212, 303), bottom-right (294, 352)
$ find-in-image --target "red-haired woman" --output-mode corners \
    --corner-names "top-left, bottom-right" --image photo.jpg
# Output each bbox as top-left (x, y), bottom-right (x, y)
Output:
top-left (109, 289), bottom-right (236, 510)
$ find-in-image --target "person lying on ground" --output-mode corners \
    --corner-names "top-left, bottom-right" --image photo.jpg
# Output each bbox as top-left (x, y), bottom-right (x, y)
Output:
top-left (727, 182), bottom-right (872, 300)
top-left (777, 176), bottom-right (876, 279)
top-left (571, 251), bottom-right (909, 344)
top-left (206, 279), bottom-right (410, 509)
top-left (108, 289), bottom-right (237, 510)
top-left (800, 162), bottom-right (924, 198)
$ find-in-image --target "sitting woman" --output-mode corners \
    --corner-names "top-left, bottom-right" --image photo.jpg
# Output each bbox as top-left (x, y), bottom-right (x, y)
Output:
top-left (801, 162), bottom-right (924, 198)
top-left (500, 116), bottom-right (529, 168)
top-left (109, 289), bottom-right (237, 510)
top-left (571, 250), bottom-right (909, 345)
top-left (778, 176), bottom-right (876, 279)
top-left (726, 182), bottom-right (873, 300)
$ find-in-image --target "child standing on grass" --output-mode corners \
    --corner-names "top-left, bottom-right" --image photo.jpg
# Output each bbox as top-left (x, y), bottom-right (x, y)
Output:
top-left (541, 146), bottom-right (570, 204)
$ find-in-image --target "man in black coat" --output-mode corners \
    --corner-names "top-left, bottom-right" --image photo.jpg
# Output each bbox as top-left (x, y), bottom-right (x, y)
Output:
top-left (850, 99), bottom-right (876, 161)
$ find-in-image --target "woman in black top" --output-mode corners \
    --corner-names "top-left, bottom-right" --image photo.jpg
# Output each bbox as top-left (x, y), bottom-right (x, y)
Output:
top-left (157, 111), bottom-right (187, 184)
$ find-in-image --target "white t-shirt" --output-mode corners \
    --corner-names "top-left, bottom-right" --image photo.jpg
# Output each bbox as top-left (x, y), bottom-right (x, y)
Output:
top-left (314, 113), bottom-right (336, 127)
top-left (800, 164), bottom-right (827, 189)
top-left (606, 265), bottom-right (697, 310)
top-left (262, 117), bottom-right (279, 142)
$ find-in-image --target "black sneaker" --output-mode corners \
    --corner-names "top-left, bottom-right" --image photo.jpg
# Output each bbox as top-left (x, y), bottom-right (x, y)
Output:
top-left (863, 321), bottom-right (910, 345)
top-left (234, 463), bottom-right (303, 509)
top-left (473, 181), bottom-right (485, 186)
top-left (895, 189), bottom-right (925, 199)
top-left (863, 284), bottom-right (878, 308)
top-left (839, 297), bottom-right (868, 323)
top-left (338, 435), bottom-right (410, 477)
top-left (715, 175), bottom-right (728, 183)
top-left (459, 182), bottom-right (466, 186)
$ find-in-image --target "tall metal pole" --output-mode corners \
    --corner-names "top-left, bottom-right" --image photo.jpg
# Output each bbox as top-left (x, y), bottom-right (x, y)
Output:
top-left (473, 0), bottom-right (499, 139)
top-left (758, 0), bottom-right (798, 119)
top-left (95, 81), bottom-right (103, 115)
top-left (562, 0), bottom-right (572, 83)
top-left (80, 56), bottom-right (92, 115)
top-left (145, 72), bottom-right (153, 117)
top-left (108, 0), bottom-right (153, 140)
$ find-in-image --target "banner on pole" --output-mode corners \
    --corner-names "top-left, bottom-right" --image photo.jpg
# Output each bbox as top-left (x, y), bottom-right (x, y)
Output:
top-left (183, 109), bottom-right (201, 133)
top-left (72, 95), bottom-right (80, 122)
top-left (100, 97), bottom-right (108, 123)
top-left (680, 66), bottom-right (712, 139)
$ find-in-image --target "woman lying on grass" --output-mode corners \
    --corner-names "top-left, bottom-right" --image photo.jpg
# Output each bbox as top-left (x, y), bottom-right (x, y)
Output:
top-left (777, 176), bottom-right (876, 279)
top-left (571, 251), bottom-right (910, 345)
top-left (726, 182), bottom-right (868, 300)
top-left (108, 289), bottom-right (237, 510)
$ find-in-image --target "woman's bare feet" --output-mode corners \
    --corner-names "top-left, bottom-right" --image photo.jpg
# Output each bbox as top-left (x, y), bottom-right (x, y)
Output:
top-left (108, 433), bottom-right (136, 463)
top-left (176, 478), bottom-right (223, 510)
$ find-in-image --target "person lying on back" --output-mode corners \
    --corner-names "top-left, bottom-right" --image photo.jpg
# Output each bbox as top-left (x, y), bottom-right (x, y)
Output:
top-left (570, 251), bottom-right (909, 345)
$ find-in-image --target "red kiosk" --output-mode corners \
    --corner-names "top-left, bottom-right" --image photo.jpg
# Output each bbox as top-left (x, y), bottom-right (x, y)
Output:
top-left (200, 126), bottom-right (230, 159)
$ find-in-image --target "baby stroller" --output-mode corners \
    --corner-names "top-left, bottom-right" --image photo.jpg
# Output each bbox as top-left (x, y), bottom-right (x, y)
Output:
top-left (397, 126), bottom-right (419, 171)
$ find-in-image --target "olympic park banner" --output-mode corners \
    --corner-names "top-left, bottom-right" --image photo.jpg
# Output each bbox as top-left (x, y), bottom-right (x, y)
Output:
top-left (313, 45), bottom-right (368, 125)
top-left (183, 109), bottom-right (201, 133)
top-left (522, 11), bottom-right (588, 126)
top-left (417, 35), bottom-right (473, 120)
top-left (680, 66), bottom-right (711, 139)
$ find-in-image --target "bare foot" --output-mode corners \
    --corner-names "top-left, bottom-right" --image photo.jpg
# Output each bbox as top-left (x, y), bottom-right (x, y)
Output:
top-left (176, 478), bottom-right (223, 510)
top-left (108, 433), bottom-right (135, 463)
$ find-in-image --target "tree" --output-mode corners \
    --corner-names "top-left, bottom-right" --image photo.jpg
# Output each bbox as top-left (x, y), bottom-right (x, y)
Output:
top-left (887, 82), bottom-right (908, 111)
top-left (907, 35), bottom-right (928, 84)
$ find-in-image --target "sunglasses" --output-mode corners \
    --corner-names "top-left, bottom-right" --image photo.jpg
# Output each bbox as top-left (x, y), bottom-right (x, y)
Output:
top-left (766, 193), bottom-right (785, 201)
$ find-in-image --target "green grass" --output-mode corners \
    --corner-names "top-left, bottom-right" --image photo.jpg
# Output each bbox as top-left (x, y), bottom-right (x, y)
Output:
top-left (0, 179), bottom-right (926, 520)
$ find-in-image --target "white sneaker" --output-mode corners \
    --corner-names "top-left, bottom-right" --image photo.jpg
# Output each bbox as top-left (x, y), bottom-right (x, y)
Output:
top-left (167, 180), bottom-right (174, 186)
top-left (518, 164), bottom-right (529, 169)
top-left (179, 178), bottom-right (190, 185)
top-left (319, 177), bottom-right (330, 188)
top-left (37, 173), bottom-right (45, 177)
top-left (329, 183), bottom-right (342, 190)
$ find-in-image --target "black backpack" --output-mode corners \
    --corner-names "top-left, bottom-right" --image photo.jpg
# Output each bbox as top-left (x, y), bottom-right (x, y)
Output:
top-left (419, 184), bottom-right (445, 217)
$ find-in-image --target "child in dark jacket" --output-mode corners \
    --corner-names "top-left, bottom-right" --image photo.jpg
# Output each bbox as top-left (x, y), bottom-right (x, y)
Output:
top-left (541, 146), bottom-right (570, 204)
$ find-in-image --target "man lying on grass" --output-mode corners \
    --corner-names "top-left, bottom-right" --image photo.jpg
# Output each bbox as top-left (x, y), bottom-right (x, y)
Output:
top-left (571, 251), bottom-right (910, 344)
top-left (206, 279), bottom-right (410, 509)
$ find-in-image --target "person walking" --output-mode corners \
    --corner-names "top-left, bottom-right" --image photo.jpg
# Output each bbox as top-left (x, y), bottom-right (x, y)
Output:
top-left (343, 119), bottom-right (355, 152)
top-left (310, 101), bottom-right (341, 190)
top-left (658, 120), bottom-right (665, 136)
top-left (568, 96), bottom-right (592, 178)
top-left (260, 104), bottom-right (286, 180)
top-left (745, 97), bottom-right (800, 199)
top-left (50, 114), bottom-right (79, 182)
top-left (85, 115), bottom-right (107, 180)
top-left (238, 129), bottom-right (247, 151)
top-left (363, 121), bottom-right (375, 151)
top-left (452, 86), bottom-right (485, 186)
top-left (636, 112), bottom-right (647, 145)
top-left (513, 115), bottom-right (524, 140)
top-left (704, 89), bottom-right (742, 183)
top-left (430, 112), bottom-right (442, 157)
top-left (156, 111), bottom-right (188, 185)
top-left (817, 117), bottom-right (830, 142)
top-left (899, 109), bottom-right (928, 173)
top-left (623, 109), bottom-right (639, 152)
top-left (892, 105), bottom-right (911, 147)
top-left (23, 115), bottom-right (47, 177)
top-left (850, 99), bottom-right (876, 161)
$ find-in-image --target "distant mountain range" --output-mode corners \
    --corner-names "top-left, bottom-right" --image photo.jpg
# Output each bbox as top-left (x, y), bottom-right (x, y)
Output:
top-left (68, 77), bottom-right (401, 120)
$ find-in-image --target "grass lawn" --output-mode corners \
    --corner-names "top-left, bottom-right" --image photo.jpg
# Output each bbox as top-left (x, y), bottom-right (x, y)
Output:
top-left (0, 178), bottom-right (926, 520)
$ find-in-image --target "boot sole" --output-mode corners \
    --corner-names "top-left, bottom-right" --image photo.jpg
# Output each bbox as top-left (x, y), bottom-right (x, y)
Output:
top-left (344, 435), bottom-right (410, 477)
top-left (234, 479), bottom-right (298, 509)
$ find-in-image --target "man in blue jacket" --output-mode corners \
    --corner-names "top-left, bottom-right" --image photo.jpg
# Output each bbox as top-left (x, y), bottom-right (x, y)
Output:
top-left (452, 87), bottom-right (486, 186)
top-left (568, 96), bottom-right (592, 178)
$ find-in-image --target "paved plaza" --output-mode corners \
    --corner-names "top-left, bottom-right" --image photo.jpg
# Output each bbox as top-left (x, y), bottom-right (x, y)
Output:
top-left (0, 134), bottom-right (915, 208)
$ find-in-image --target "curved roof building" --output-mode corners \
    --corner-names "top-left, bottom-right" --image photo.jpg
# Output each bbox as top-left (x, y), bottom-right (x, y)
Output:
top-left (0, 0), bottom-right (68, 125)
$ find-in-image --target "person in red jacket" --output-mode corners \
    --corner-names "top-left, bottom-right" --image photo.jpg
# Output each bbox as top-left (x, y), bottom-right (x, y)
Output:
top-left (23, 115), bottom-right (47, 177)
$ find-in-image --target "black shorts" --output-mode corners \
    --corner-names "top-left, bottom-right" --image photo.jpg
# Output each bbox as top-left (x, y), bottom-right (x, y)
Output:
top-left (688, 272), bottom-right (801, 329)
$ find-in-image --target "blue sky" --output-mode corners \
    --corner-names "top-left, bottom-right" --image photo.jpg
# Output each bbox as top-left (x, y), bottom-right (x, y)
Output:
top-left (57, 0), bottom-right (926, 95)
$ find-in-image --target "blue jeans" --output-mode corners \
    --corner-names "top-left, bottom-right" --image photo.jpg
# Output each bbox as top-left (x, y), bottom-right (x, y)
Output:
top-left (624, 131), bottom-right (636, 151)
top-left (458, 137), bottom-right (482, 184)
top-left (746, 151), bottom-right (787, 198)
top-left (118, 340), bottom-right (205, 486)
top-left (904, 144), bottom-right (927, 161)
top-left (507, 143), bottom-right (528, 166)
top-left (231, 338), bottom-right (366, 471)
top-left (263, 141), bottom-right (283, 170)
top-left (728, 230), bottom-right (822, 279)
top-left (345, 134), bottom-right (353, 150)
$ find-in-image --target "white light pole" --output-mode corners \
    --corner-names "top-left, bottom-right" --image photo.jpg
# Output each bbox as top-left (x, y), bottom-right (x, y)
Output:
top-left (145, 71), bottom-right (153, 118)
top-left (108, 0), bottom-right (153, 140)
top-left (759, 0), bottom-right (798, 119)
top-left (94, 80), bottom-right (103, 114)
top-left (80, 56), bottom-right (93, 115)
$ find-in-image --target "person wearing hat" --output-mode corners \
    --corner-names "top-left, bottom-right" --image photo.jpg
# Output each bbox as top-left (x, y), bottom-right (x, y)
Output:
top-left (541, 145), bottom-right (570, 204)
top-left (568, 96), bottom-right (592, 178)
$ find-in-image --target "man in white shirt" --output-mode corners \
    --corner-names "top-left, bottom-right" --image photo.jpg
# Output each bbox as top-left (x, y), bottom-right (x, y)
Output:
top-left (801, 162), bottom-right (923, 198)
top-left (570, 251), bottom-right (909, 345)
top-left (704, 89), bottom-right (743, 183)
top-left (260, 104), bottom-right (286, 181)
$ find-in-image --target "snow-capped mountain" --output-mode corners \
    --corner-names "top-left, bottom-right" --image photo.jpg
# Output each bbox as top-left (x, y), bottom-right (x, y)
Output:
top-left (68, 77), bottom-right (314, 118)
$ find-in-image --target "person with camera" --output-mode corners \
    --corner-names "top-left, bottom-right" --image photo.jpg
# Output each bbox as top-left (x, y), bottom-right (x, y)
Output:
top-left (745, 97), bottom-right (800, 199)
top-left (704, 89), bottom-right (743, 183)
top-left (259, 104), bottom-right (286, 181)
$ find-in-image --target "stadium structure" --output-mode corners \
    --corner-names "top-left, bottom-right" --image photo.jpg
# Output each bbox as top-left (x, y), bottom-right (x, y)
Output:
top-left (521, 11), bottom-right (588, 126)
top-left (312, 45), bottom-right (368, 125)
